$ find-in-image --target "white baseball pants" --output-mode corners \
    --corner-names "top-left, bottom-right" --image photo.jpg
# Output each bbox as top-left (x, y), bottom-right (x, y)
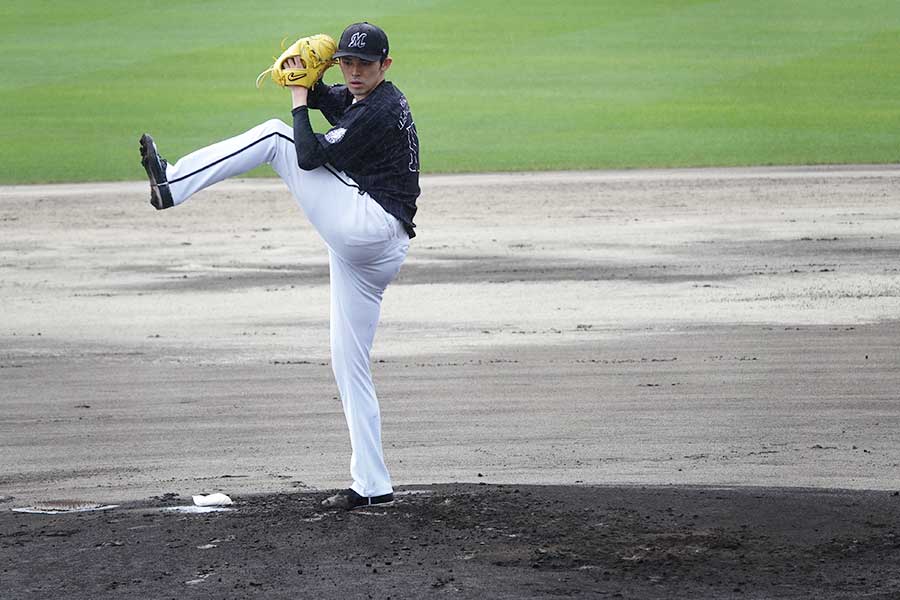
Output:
top-left (163, 119), bottom-right (409, 498)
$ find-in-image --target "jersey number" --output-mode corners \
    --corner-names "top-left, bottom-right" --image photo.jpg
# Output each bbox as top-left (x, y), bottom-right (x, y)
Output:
top-left (407, 124), bottom-right (420, 173)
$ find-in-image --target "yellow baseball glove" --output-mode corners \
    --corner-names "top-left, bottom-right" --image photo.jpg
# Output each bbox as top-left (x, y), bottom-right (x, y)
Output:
top-left (255, 34), bottom-right (338, 88)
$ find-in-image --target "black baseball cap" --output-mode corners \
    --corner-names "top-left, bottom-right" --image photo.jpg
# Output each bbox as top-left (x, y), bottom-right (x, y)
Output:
top-left (333, 22), bottom-right (389, 62)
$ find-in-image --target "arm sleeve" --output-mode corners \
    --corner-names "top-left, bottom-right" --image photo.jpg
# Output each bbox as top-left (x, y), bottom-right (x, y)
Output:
top-left (291, 106), bottom-right (329, 171)
top-left (293, 100), bottom-right (386, 174)
top-left (307, 83), bottom-right (350, 126)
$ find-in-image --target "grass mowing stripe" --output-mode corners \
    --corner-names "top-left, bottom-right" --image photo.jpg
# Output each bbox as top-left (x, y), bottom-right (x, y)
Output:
top-left (1, 0), bottom-right (898, 183)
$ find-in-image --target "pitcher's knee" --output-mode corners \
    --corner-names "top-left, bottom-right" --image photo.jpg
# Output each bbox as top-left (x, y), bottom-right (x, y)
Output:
top-left (344, 395), bottom-right (381, 423)
top-left (260, 118), bottom-right (290, 136)
top-left (250, 119), bottom-right (293, 165)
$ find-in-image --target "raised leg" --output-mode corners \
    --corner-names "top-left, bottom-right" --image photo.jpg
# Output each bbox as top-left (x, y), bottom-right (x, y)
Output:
top-left (164, 119), bottom-right (300, 204)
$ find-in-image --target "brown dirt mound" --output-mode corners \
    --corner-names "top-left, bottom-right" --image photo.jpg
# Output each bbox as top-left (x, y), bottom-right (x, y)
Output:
top-left (4, 484), bottom-right (900, 599)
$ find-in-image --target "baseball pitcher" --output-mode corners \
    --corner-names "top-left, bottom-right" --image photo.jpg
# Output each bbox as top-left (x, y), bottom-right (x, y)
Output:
top-left (139, 22), bottom-right (420, 510)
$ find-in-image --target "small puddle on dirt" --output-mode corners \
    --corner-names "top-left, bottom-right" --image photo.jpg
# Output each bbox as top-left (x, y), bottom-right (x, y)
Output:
top-left (161, 506), bottom-right (234, 514)
top-left (12, 500), bottom-right (119, 514)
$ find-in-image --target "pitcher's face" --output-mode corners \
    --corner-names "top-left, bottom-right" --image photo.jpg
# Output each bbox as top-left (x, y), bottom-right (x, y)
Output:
top-left (339, 56), bottom-right (392, 100)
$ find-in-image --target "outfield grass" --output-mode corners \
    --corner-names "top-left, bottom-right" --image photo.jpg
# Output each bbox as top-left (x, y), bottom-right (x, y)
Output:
top-left (1, 1), bottom-right (898, 183)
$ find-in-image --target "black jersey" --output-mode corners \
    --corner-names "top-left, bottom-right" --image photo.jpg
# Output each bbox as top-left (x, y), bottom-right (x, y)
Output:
top-left (292, 80), bottom-right (420, 237)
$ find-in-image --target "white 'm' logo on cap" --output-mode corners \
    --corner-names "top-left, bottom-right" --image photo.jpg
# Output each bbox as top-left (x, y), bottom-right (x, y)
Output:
top-left (348, 32), bottom-right (367, 48)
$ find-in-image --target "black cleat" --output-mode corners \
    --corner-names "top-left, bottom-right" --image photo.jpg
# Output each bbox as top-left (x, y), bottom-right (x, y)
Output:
top-left (321, 488), bottom-right (394, 511)
top-left (139, 133), bottom-right (174, 210)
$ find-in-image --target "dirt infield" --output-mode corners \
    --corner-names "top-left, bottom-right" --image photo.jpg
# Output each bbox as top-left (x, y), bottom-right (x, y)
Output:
top-left (2, 166), bottom-right (900, 597)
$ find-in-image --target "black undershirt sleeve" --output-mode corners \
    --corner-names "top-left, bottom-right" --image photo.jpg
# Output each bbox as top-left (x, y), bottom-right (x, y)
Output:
top-left (291, 106), bottom-right (328, 171)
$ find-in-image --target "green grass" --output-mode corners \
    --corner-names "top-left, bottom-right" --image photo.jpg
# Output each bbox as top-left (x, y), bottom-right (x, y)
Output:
top-left (1, 0), bottom-right (899, 183)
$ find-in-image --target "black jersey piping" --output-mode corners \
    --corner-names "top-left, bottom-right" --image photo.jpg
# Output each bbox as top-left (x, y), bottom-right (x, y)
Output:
top-left (167, 132), bottom-right (291, 185)
top-left (323, 164), bottom-right (361, 191)
top-left (167, 130), bottom-right (361, 192)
